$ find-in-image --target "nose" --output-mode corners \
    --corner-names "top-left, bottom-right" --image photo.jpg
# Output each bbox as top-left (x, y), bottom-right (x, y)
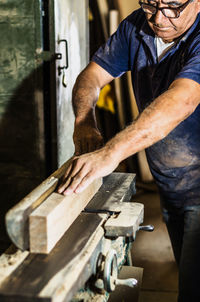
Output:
top-left (152, 9), bottom-right (168, 26)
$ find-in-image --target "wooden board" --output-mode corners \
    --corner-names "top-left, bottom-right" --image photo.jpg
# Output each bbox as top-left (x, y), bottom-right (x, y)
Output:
top-left (0, 173), bottom-right (137, 302)
top-left (97, 0), bottom-right (109, 40)
top-left (5, 159), bottom-right (73, 251)
top-left (114, 0), bottom-right (139, 21)
top-left (0, 213), bottom-right (104, 302)
top-left (113, 0), bottom-right (153, 182)
top-left (109, 10), bottom-right (126, 130)
top-left (0, 246), bottom-right (29, 286)
top-left (86, 172), bottom-right (136, 211)
top-left (29, 178), bottom-right (102, 254)
top-left (104, 202), bottom-right (144, 238)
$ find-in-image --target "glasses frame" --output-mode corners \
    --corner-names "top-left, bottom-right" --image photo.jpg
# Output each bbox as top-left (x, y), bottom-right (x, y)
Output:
top-left (139, 0), bottom-right (193, 18)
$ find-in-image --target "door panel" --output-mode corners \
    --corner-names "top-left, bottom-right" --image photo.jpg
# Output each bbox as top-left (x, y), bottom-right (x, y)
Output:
top-left (0, 0), bottom-right (45, 244)
top-left (54, 0), bottom-right (89, 167)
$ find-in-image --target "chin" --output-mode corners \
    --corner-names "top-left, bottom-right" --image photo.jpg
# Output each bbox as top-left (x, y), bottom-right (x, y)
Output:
top-left (154, 28), bottom-right (176, 41)
top-left (149, 23), bottom-right (176, 38)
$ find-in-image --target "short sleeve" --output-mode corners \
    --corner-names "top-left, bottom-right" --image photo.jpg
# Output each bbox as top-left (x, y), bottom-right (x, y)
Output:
top-left (92, 19), bottom-right (130, 78)
top-left (175, 37), bottom-right (200, 85)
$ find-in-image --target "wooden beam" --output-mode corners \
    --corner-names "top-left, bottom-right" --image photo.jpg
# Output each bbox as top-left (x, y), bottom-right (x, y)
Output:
top-left (113, 1), bottom-right (153, 182)
top-left (97, 0), bottom-right (109, 40)
top-left (109, 10), bottom-right (126, 130)
top-left (5, 159), bottom-right (73, 251)
top-left (0, 173), bottom-right (136, 302)
top-left (114, 0), bottom-right (140, 21)
top-left (0, 213), bottom-right (104, 302)
top-left (0, 246), bottom-right (29, 286)
top-left (29, 178), bottom-right (102, 254)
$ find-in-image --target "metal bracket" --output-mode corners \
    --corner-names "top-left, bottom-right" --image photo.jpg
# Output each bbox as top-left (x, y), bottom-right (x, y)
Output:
top-left (104, 202), bottom-right (144, 239)
top-left (83, 208), bottom-right (120, 216)
top-left (56, 39), bottom-right (69, 87)
top-left (58, 39), bottom-right (69, 75)
top-left (55, 53), bottom-right (62, 60)
top-left (84, 202), bottom-right (146, 239)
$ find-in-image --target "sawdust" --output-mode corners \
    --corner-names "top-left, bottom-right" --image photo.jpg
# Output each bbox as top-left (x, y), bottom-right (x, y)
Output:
top-left (0, 245), bottom-right (29, 285)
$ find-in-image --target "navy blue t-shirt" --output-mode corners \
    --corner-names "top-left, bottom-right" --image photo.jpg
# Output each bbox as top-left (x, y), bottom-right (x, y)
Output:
top-left (92, 9), bottom-right (200, 207)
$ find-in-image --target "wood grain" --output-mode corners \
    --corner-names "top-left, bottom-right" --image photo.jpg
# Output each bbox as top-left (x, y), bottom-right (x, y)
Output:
top-left (113, 0), bottom-right (153, 182)
top-left (0, 213), bottom-right (104, 302)
top-left (5, 159), bottom-right (73, 251)
top-left (109, 10), bottom-right (126, 130)
top-left (0, 173), bottom-right (138, 302)
top-left (29, 178), bottom-right (102, 254)
top-left (97, 0), bottom-right (109, 40)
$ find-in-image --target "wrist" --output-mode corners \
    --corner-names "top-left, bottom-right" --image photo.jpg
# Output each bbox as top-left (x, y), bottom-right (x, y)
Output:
top-left (102, 140), bottom-right (124, 166)
top-left (103, 129), bottom-right (137, 163)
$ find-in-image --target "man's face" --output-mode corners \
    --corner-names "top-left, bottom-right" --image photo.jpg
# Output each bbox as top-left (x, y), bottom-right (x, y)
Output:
top-left (145, 0), bottom-right (200, 42)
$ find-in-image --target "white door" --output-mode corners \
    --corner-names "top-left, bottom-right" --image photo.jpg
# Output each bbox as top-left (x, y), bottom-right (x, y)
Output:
top-left (54, 0), bottom-right (89, 167)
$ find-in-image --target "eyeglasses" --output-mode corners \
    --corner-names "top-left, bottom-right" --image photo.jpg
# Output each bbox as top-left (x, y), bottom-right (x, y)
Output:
top-left (139, 0), bottom-right (193, 18)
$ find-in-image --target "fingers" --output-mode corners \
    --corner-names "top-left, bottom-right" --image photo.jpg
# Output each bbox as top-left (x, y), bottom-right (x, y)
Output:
top-left (57, 147), bottom-right (116, 196)
top-left (74, 172), bottom-right (94, 194)
top-left (57, 157), bottom-right (89, 195)
top-left (63, 170), bottom-right (90, 195)
top-left (57, 158), bottom-right (80, 193)
top-left (57, 163), bottom-right (74, 194)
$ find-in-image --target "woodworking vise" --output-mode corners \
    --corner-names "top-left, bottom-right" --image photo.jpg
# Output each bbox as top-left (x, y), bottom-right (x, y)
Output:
top-left (0, 160), bottom-right (153, 302)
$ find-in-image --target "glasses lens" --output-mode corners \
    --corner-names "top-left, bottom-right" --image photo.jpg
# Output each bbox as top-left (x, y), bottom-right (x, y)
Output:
top-left (141, 3), bottom-right (157, 14)
top-left (162, 8), bottom-right (178, 18)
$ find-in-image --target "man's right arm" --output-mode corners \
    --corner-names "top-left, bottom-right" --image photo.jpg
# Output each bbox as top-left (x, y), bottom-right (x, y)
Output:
top-left (58, 77), bottom-right (200, 195)
top-left (72, 61), bottom-right (114, 155)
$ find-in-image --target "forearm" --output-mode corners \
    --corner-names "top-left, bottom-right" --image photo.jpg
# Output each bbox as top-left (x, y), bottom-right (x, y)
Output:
top-left (72, 70), bottom-right (100, 127)
top-left (58, 79), bottom-right (200, 195)
top-left (104, 79), bottom-right (200, 162)
top-left (72, 62), bottom-right (114, 127)
top-left (71, 62), bottom-right (114, 154)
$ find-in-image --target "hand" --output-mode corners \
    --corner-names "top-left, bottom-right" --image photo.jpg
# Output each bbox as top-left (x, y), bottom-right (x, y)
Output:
top-left (57, 147), bottom-right (120, 195)
top-left (73, 123), bottom-right (103, 156)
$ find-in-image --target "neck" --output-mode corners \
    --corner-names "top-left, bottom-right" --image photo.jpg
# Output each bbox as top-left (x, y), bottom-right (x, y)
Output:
top-left (162, 38), bottom-right (174, 43)
top-left (156, 35), bottom-right (176, 43)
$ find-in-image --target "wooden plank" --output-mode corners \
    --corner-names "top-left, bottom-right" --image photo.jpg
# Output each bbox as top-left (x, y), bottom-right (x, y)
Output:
top-left (97, 0), bottom-right (109, 40)
top-left (0, 213), bottom-right (104, 302)
top-left (114, 0), bottom-right (139, 20)
top-left (86, 172), bottom-right (136, 211)
top-left (104, 202), bottom-right (144, 238)
top-left (0, 246), bottom-right (29, 286)
top-left (109, 10), bottom-right (126, 130)
top-left (113, 1), bottom-right (153, 182)
top-left (0, 173), bottom-right (137, 301)
top-left (29, 178), bottom-right (102, 254)
top-left (5, 159), bottom-right (73, 251)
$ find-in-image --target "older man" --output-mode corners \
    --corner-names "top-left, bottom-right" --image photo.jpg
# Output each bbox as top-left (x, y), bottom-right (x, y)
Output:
top-left (58, 1), bottom-right (200, 300)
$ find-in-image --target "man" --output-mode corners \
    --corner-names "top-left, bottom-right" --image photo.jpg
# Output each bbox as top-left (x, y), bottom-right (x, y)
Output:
top-left (58, 1), bottom-right (200, 300)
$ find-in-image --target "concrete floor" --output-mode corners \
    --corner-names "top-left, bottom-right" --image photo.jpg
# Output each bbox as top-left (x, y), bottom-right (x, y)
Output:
top-left (131, 182), bottom-right (179, 302)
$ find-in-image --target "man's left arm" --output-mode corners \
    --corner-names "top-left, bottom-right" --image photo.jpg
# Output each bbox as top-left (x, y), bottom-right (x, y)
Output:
top-left (58, 78), bottom-right (200, 195)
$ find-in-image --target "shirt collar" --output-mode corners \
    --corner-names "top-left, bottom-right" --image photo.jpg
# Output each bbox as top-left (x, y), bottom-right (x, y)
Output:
top-left (177, 12), bottom-right (200, 45)
top-left (137, 10), bottom-right (200, 63)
